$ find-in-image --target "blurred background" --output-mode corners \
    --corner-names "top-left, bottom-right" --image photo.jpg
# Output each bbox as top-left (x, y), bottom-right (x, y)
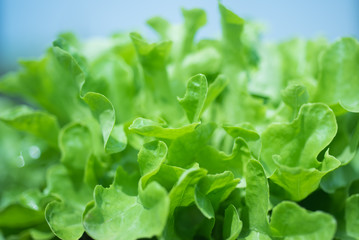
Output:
top-left (0, 0), bottom-right (358, 75)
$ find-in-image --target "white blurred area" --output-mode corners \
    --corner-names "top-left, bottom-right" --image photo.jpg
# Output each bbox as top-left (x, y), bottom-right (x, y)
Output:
top-left (0, 0), bottom-right (358, 74)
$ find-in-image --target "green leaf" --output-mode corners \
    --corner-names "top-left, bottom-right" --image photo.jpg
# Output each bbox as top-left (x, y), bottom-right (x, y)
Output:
top-left (194, 187), bottom-right (215, 219)
top-left (178, 74), bottom-right (208, 123)
top-left (345, 194), bottom-right (359, 238)
top-left (260, 103), bottom-right (338, 170)
top-left (278, 38), bottom-right (308, 84)
top-left (321, 152), bottom-right (359, 194)
top-left (2, 4), bottom-right (359, 240)
top-left (168, 205), bottom-right (214, 240)
top-left (223, 123), bottom-right (261, 158)
top-left (0, 204), bottom-right (44, 229)
top-left (245, 160), bottom-right (270, 234)
top-left (146, 164), bottom-right (186, 192)
top-left (281, 83), bottom-right (309, 119)
top-left (129, 117), bottom-right (199, 139)
top-left (0, 47), bottom-right (85, 123)
top-left (182, 47), bottom-right (222, 78)
top-left (19, 189), bottom-right (53, 212)
top-left (162, 165), bottom-right (207, 240)
top-left (223, 81), bottom-right (267, 126)
top-left (53, 32), bottom-right (87, 72)
top-left (45, 201), bottom-right (84, 240)
top-left (83, 154), bottom-right (111, 188)
top-left (168, 164), bottom-right (207, 214)
top-left (147, 16), bottom-right (170, 40)
top-left (219, 2), bottom-right (245, 74)
top-left (194, 171), bottom-right (239, 220)
top-left (328, 113), bottom-right (359, 164)
top-left (261, 103), bottom-right (340, 200)
top-left (44, 165), bottom-right (92, 240)
top-left (224, 124), bottom-right (260, 142)
top-left (29, 228), bottom-right (55, 240)
top-left (196, 137), bottom-right (251, 178)
top-left (0, 115), bottom-right (57, 218)
top-left (196, 171), bottom-right (239, 211)
top-left (249, 44), bottom-right (282, 103)
top-left (270, 201), bottom-right (336, 240)
top-left (271, 152), bottom-right (341, 200)
top-left (315, 38), bottom-right (359, 112)
top-left (130, 32), bottom-right (173, 103)
top-left (53, 32), bottom-right (81, 51)
top-left (181, 8), bottom-right (207, 56)
top-left (320, 114), bottom-right (359, 193)
top-left (83, 167), bottom-right (169, 240)
top-left (281, 84), bottom-right (309, 109)
top-left (167, 123), bottom-right (216, 168)
top-left (138, 140), bottom-right (167, 189)
top-left (82, 92), bottom-right (127, 154)
top-left (84, 53), bottom-right (135, 123)
top-left (202, 74), bottom-right (228, 112)
top-left (242, 231), bottom-right (271, 240)
top-left (223, 204), bottom-right (242, 240)
top-left (59, 123), bottom-right (92, 173)
top-left (0, 106), bottom-right (59, 148)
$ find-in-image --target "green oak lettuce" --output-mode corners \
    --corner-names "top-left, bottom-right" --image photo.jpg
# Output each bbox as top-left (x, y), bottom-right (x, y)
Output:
top-left (0, 2), bottom-right (358, 240)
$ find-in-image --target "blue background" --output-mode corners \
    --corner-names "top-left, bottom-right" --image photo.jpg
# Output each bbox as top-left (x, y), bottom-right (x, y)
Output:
top-left (1, 0), bottom-right (358, 74)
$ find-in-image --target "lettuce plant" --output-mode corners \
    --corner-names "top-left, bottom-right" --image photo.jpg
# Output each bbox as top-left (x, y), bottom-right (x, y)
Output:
top-left (1, 3), bottom-right (359, 240)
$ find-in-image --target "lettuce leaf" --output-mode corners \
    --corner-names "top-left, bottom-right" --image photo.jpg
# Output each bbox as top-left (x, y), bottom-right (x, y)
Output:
top-left (1, 2), bottom-right (358, 239)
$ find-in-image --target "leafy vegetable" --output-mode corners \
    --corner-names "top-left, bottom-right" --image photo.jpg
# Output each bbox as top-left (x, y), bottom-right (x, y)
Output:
top-left (178, 74), bottom-right (208, 123)
top-left (83, 168), bottom-right (169, 240)
top-left (270, 201), bottom-right (336, 239)
top-left (314, 38), bottom-right (359, 112)
top-left (260, 103), bottom-right (340, 200)
top-left (345, 194), bottom-right (359, 238)
top-left (245, 160), bottom-right (270, 234)
top-left (0, 2), bottom-right (358, 240)
top-left (223, 204), bottom-right (242, 240)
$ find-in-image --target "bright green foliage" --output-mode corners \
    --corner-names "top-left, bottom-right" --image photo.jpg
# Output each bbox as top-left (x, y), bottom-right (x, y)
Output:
top-left (167, 123), bottom-right (216, 168)
top-left (345, 194), bottom-right (359, 238)
top-left (45, 165), bottom-right (92, 240)
top-left (59, 123), bottom-right (92, 173)
top-left (242, 231), bottom-right (271, 240)
top-left (261, 103), bottom-right (338, 175)
top-left (83, 168), bottom-right (169, 240)
top-left (137, 140), bottom-right (167, 189)
top-left (223, 204), bottom-right (242, 240)
top-left (195, 171), bottom-right (240, 215)
top-left (168, 164), bottom-right (207, 214)
top-left (245, 160), bottom-right (270, 234)
top-left (0, 2), bottom-right (358, 240)
top-left (195, 138), bottom-right (251, 178)
top-left (0, 204), bottom-right (45, 229)
top-left (82, 92), bottom-right (127, 154)
top-left (129, 117), bottom-right (199, 139)
top-left (219, 3), bottom-right (245, 75)
top-left (315, 38), bottom-right (359, 112)
top-left (270, 201), bottom-right (336, 239)
top-left (0, 106), bottom-right (60, 148)
top-left (178, 74), bottom-right (208, 123)
top-left (261, 103), bottom-right (341, 200)
top-left (281, 83), bottom-right (309, 119)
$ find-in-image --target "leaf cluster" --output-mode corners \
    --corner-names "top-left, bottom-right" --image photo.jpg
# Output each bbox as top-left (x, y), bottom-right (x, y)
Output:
top-left (1, 3), bottom-right (359, 240)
